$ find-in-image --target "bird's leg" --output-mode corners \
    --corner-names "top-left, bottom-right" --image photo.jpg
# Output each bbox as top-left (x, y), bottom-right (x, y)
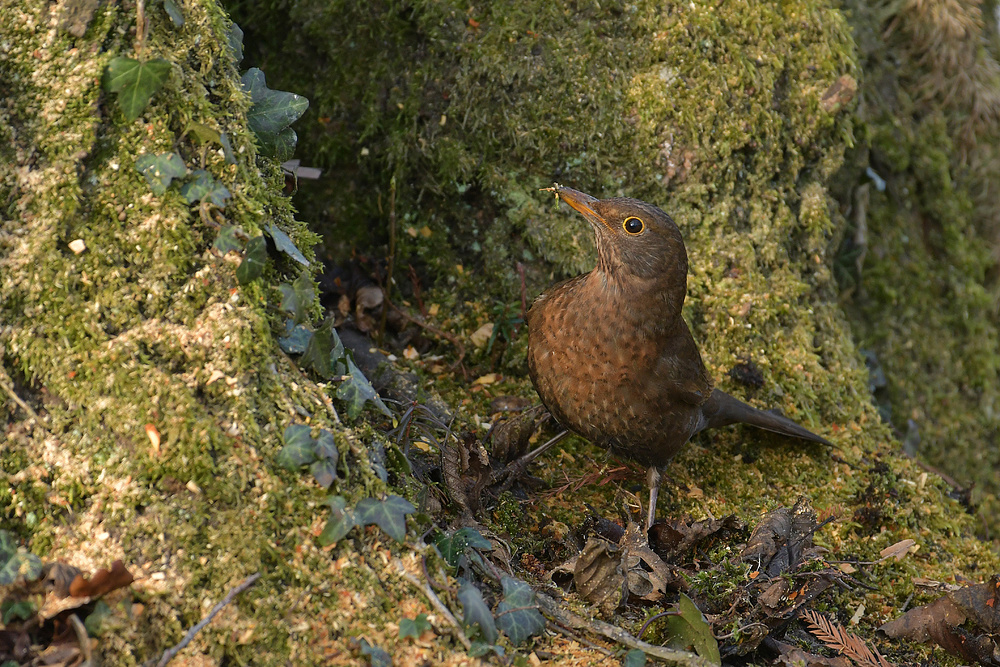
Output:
top-left (646, 466), bottom-right (662, 531)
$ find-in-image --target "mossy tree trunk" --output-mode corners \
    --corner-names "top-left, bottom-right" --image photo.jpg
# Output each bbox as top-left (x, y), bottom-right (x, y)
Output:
top-left (0, 1), bottom-right (376, 664)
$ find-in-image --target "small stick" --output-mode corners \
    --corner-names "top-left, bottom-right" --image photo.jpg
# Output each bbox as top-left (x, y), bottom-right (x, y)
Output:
top-left (394, 559), bottom-right (471, 650)
top-left (68, 614), bottom-right (93, 666)
top-left (0, 370), bottom-right (40, 423)
top-left (547, 621), bottom-right (614, 656)
top-left (154, 573), bottom-right (261, 667)
top-left (379, 177), bottom-right (397, 342)
top-left (389, 303), bottom-right (467, 371)
top-left (536, 593), bottom-right (716, 667)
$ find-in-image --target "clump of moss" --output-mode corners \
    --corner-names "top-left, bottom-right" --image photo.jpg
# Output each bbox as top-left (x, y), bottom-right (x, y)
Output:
top-left (835, 0), bottom-right (1000, 524)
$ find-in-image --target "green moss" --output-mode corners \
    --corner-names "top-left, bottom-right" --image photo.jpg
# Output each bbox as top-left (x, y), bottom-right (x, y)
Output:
top-left (5, 0), bottom-right (1000, 663)
top-left (835, 0), bottom-right (1000, 524)
top-left (0, 0), bottom-right (375, 663)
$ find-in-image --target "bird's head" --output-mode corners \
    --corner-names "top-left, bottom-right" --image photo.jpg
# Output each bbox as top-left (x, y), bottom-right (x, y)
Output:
top-left (549, 185), bottom-right (688, 299)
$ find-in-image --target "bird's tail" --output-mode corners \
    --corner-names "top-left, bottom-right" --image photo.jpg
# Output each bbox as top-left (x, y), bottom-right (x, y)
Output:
top-left (702, 389), bottom-right (831, 445)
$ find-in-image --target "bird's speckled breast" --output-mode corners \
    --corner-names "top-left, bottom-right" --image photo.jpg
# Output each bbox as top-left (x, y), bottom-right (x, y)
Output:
top-left (527, 274), bottom-right (705, 467)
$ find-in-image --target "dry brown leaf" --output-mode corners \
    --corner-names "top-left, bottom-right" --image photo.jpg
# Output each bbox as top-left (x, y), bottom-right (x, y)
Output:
top-left (650, 514), bottom-right (742, 560)
top-left (573, 538), bottom-right (625, 616)
top-left (68, 560), bottom-right (134, 598)
top-left (881, 575), bottom-right (1000, 665)
top-left (43, 563), bottom-right (82, 598)
top-left (619, 522), bottom-right (681, 602)
top-left (879, 539), bottom-right (915, 562)
top-left (742, 497), bottom-right (817, 576)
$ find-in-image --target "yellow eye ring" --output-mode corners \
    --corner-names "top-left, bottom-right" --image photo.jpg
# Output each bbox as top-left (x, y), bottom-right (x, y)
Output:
top-left (623, 217), bottom-right (644, 235)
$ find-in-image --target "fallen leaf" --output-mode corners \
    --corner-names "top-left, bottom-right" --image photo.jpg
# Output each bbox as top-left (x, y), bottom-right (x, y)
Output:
top-left (68, 560), bottom-right (134, 598)
top-left (470, 323), bottom-right (494, 348)
top-left (879, 539), bottom-right (915, 562)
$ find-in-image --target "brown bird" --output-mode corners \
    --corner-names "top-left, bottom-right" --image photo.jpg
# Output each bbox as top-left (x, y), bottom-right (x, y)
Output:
top-left (526, 185), bottom-right (830, 528)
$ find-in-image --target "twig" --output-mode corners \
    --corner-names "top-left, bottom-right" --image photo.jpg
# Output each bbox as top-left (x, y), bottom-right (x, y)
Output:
top-left (0, 368), bottom-right (40, 423)
top-left (389, 303), bottom-right (467, 370)
top-left (714, 622), bottom-right (769, 640)
top-left (420, 553), bottom-right (449, 594)
top-left (68, 614), bottom-right (94, 667)
top-left (393, 558), bottom-right (471, 650)
top-left (408, 264), bottom-right (427, 316)
top-left (379, 176), bottom-right (397, 342)
top-left (154, 573), bottom-right (261, 667)
top-left (135, 0), bottom-right (148, 53)
top-left (536, 593), bottom-right (716, 667)
top-left (547, 621), bottom-right (614, 656)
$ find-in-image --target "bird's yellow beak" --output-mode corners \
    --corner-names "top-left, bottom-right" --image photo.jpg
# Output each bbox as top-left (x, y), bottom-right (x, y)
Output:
top-left (545, 185), bottom-right (612, 233)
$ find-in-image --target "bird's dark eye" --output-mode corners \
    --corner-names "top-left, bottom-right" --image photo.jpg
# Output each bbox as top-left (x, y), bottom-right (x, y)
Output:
top-left (623, 217), bottom-right (644, 235)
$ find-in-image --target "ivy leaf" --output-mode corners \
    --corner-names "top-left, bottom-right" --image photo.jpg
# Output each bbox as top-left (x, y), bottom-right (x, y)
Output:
top-left (134, 152), bottom-right (186, 195)
top-left (227, 23), bottom-right (244, 65)
top-left (435, 527), bottom-right (493, 567)
top-left (1, 599), bottom-right (34, 624)
top-left (301, 318), bottom-right (337, 379)
top-left (0, 531), bottom-right (17, 562)
top-left (102, 57), bottom-right (171, 121)
top-left (458, 581), bottom-right (498, 644)
top-left (84, 600), bottom-right (113, 637)
top-left (0, 531), bottom-right (42, 585)
top-left (314, 429), bottom-right (338, 460)
top-left (278, 320), bottom-right (312, 354)
top-left (277, 272), bottom-right (314, 323)
top-left (213, 225), bottom-right (243, 255)
top-left (180, 170), bottom-right (231, 207)
top-left (398, 613), bottom-right (431, 640)
top-left (0, 551), bottom-right (42, 585)
top-left (318, 496), bottom-right (355, 547)
top-left (354, 495), bottom-right (415, 543)
top-left (310, 458), bottom-right (337, 488)
top-left (624, 649), bottom-right (647, 667)
top-left (241, 68), bottom-right (308, 161)
top-left (277, 424), bottom-right (316, 469)
top-left (336, 357), bottom-right (391, 419)
top-left (162, 0), bottom-right (183, 26)
top-left (665, 593), bottom-right (720, 664)
top-left (266, 223), bottom-right (310, 266)
top-left (358, 639), bottom-right (391, 667)
top-left (235, 236), bottom-right (267, 284)
top-left (496, 577), bottom-right (545, 646)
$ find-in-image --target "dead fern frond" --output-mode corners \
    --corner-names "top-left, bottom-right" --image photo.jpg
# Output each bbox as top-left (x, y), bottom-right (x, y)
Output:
top-left (799, 608), bottom-right (894, 667)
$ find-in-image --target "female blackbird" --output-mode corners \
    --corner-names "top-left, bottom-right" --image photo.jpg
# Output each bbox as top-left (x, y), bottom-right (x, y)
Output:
top-left (527, 185), bottom-right (830, 528)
